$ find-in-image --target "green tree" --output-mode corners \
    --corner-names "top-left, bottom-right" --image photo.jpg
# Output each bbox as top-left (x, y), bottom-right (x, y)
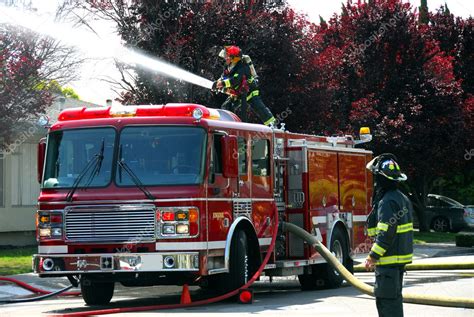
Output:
top-left (419, 0), bottom-right (429, 24)
top-left (61, 87), bottom-right (80, 100)
top-left (37, 80), bottom-right (80, 100)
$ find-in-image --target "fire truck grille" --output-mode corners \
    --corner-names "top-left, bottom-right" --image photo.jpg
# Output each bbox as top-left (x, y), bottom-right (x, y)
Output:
top-left (233, 200), bottom-right (252, 219)
top-left (64, 205), bottom-right (156, 242)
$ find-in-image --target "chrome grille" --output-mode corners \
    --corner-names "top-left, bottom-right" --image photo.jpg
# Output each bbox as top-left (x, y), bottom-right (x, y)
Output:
top-left (65, 205), bottom-right (156, 242)
top-left (233, 200), bottom-right (252, 219)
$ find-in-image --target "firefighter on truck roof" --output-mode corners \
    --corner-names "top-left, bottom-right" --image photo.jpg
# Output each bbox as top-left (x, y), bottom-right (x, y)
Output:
top-left (212, 45), bottom-right (276, 126)
top-left (365, 153), bottom-right (414, 317)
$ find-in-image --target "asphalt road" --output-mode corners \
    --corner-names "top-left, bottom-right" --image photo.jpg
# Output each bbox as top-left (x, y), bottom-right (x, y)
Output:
top-left (0, 255), bottom-right (473, 316)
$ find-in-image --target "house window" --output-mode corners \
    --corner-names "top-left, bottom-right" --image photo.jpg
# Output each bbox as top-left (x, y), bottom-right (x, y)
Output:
top-left (251, 139), bottom-right (270, 177)
top-left (11, 143), bottom-right (38, 206)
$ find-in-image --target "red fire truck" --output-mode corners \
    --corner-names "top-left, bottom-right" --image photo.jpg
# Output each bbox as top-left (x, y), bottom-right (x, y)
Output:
top-left (33, 103), bottom-right (373, 305)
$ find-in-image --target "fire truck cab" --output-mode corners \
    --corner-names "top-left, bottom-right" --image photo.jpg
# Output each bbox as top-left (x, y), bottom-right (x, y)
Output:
top-left (33, 103), bottom-right (373, 305)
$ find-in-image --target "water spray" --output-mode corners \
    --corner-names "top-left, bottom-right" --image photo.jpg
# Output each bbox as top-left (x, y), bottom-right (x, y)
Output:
top-left (0, 5), bottom-right (214, 91)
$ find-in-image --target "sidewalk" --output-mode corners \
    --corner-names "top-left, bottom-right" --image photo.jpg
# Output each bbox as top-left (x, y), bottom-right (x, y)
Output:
top-left (0, 274), bottom-right (75, 300)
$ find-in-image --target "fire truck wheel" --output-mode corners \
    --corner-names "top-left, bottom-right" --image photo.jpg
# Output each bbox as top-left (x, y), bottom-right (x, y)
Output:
top-left (227, 230), bottom-right (249, 291)
top-left (80, 277), bottom-right (115, 306)
top-left (298, 228), bottom-right (351, 290)
top-left (324, 228), bottom-right (351, 288)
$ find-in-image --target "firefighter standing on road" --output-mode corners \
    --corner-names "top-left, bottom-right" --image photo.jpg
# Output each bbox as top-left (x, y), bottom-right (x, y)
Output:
top-left (212, 46), bottom-right (275, 126)
top-left (365, 153), bottom-right (414, 317)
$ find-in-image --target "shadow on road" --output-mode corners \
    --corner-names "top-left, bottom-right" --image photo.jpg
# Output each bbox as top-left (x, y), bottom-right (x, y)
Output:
top-left (39, 271), bottom-right (474, 315)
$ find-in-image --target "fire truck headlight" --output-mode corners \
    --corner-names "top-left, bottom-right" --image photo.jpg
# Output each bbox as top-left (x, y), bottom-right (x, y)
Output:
top-left (163, 224), bottom-right (175, 235)
top-left (156, 207), bottom-right (199, 238)
top-left (39, 228), bottom-right (51, 238)
top-left (36, 210), bottom-right (64, 241)
top-left (176, 224), bottom-right (189, 234)
top-left (51, 228), bottom-right (62, 237)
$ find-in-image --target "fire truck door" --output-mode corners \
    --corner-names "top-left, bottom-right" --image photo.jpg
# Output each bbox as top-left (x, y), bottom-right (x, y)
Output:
top-left (338, 153), bottom-right (369, 255)
top-left (229, 137), bottom-right (252, 220)
top-left (287, 147), bottom-right (307, 258)
top-left (208, 133), bottom-right (234, 242)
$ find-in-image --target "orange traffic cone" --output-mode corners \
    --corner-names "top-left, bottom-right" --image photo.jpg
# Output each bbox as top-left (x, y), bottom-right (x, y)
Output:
top-left (180, 283), bottom-right (192, 304)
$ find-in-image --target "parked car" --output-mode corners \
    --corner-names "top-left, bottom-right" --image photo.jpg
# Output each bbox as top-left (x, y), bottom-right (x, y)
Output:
top-left (418, 194), bottom-right (474, 232)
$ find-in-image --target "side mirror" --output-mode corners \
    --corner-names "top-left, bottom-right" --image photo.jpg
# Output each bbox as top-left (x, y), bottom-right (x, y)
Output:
top-left (221, 135), bottom-right (238, 178)
top-left (37, 138), bottom-right (46, 184)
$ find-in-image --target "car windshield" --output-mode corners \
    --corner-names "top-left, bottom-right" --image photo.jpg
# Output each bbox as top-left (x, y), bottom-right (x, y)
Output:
top-left (429, 194), bottom-right (463, 207)
top-left (116, 126), bottom-right (206, 186)
top-left (43, 128), bottom-right (116, 188)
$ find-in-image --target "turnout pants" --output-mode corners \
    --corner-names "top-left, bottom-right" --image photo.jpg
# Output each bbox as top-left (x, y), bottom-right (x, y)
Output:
top-left (221, 93), bottom-right (274, 125)
top-left (374, 265), bottom-right (405, 317)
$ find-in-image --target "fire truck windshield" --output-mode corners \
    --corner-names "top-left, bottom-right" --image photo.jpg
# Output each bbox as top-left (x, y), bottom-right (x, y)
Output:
top-left (116, 126), bottom-right (206, 186)
top-left (43, 128), bottom-right (116, 188)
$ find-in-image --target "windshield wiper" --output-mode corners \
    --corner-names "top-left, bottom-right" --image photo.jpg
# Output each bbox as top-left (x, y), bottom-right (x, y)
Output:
top-left (66, 139), bottom-right (105, 202)
top-left (85, 139), bottom-right (105, 187)
top-left (117, 145), bottom-right (155, 200)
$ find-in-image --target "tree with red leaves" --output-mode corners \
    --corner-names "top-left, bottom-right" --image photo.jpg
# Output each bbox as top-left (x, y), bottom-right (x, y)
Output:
top-left (0, 25), bottom-right (52, 146)
top-left (87, 0), bottom-right (472, 230)
top-left (84, 0), bottom-right (312, 124)
top-left (0, 24), bottom-right (82, 147)
top-left (301, 0), bottom-right (469, 229)
top-left (424, 6), bottom-right (474, 204)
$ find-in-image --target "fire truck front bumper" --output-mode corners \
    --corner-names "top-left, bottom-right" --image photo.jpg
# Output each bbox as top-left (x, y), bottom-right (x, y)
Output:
top-left (33, 252), bottom-right (199, 275)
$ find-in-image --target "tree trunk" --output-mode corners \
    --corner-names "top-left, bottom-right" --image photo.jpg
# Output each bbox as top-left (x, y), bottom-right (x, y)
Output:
top-left (407, 174), bottom-right (430, 232)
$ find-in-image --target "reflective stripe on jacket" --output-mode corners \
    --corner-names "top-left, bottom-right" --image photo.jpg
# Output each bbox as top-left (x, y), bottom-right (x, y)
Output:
top-left (368, 189), bottom-right (414, 266)
top-left (221, 60), bottom-right (259, 99)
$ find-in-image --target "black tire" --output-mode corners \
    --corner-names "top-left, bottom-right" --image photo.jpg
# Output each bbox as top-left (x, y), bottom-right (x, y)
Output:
top-left (432, 217), bottom-right (449, 232)
top-left (298, 228), bottom-right (351, 290)
top-left (215, 230), bottom-right (249, 294)
top-left (324, 228), bottom-right (351, 288)
top-left (297, 268), bottom-right (324, 290)
top-left (80, 277), bottom-right (115, 306)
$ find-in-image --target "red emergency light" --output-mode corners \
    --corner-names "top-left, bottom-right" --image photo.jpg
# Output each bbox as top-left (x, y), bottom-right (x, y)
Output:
top-left (57, 104), bottom-right (226, 122)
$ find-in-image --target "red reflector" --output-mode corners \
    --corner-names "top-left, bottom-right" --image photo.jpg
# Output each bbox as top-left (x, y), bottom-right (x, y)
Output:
top-left (238, 289), bottom-right (253, 304)
top-left (190, 223), bottom-right (198, 236)
top-left (162, 212), bottom-right (175, 221)
top-left (50, 215), bottom-right (62, 223)
top-left (156, 211), bottom-right (161, 221)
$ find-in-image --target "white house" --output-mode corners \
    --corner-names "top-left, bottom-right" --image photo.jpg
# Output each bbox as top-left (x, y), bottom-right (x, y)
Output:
top-left (0, 97), bottom-right (101, 246)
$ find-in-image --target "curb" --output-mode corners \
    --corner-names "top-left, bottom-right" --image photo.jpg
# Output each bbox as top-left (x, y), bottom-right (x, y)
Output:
top-left (414, 243), bottom-right (474, 258)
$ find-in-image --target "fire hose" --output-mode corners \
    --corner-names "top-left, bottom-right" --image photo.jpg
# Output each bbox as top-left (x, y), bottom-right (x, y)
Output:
top-left (0, 276), bottom-right (80, 303)
top-left (354, 261), bottom-right (474, 272)
top-left (282, 222), bottom-right (474, 309)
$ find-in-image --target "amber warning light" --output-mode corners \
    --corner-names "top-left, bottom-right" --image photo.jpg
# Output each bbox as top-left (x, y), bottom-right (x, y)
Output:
top-left (356, 126), bottom-right (372, 145)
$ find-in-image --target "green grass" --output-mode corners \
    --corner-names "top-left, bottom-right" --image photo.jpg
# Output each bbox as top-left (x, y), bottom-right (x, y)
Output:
top-left (414, 231), bottom-right (456, 244)
top-left (0, 247), bottom-right (36, 276)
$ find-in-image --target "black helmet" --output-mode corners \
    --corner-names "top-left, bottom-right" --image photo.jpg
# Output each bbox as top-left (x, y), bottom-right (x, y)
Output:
top-left (366, 153), bottom-right (407, 182)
